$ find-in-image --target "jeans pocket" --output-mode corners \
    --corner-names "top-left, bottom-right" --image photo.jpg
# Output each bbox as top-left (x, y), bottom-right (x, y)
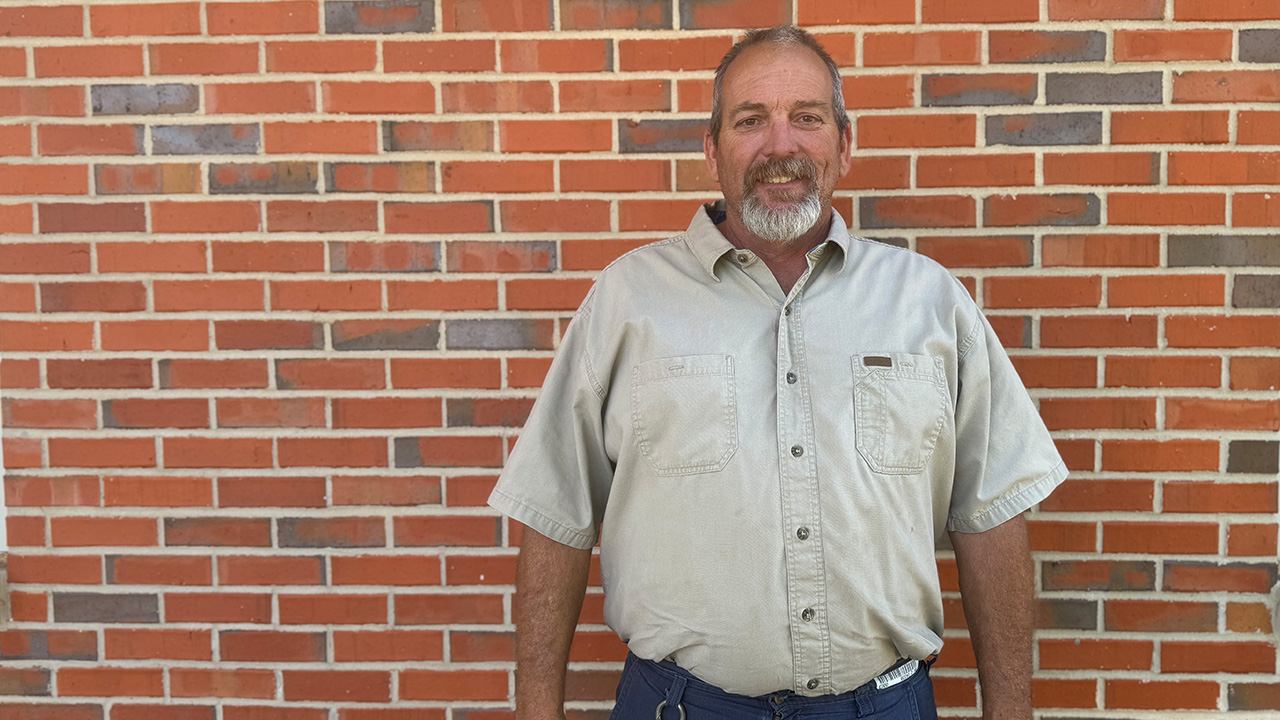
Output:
top-left (632, 354), bottom-right (738, 476)
top-left (852, 352), bottom-right (948, 475)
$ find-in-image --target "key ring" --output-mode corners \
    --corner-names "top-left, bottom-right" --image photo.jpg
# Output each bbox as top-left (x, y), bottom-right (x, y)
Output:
top-left (655, 699), bottom-right (687, 720)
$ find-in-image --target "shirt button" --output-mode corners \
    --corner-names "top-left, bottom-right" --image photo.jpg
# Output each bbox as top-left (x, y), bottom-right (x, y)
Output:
top-left (737, 253), bottom-right (749, 263)
top-left (806, 678), bottom-right (819, 690)
top-left (801, 607), bottom-right (814, 622)
top-left (796, 527), bottom-right (810, 540)
top-left (784, 307), bottom-right (791, 316)
top-left (785, 371), bottom-right (797, 384)
top-left (791, 445), bottom-right (804, 457)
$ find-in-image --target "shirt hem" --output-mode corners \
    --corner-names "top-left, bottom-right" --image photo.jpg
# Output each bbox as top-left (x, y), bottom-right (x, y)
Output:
top-left (487, 487), bottom-right (597, 550)
top-left (946, 460), bottom-right (1069, 534)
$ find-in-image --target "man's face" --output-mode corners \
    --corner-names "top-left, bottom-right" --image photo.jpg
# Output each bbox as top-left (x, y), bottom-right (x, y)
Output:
top-left (704, 43), bottom-right (853, 245)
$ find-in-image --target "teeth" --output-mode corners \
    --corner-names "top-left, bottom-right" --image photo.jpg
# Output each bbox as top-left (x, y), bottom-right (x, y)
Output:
top-left (765, 176), bottom-right (795, 183)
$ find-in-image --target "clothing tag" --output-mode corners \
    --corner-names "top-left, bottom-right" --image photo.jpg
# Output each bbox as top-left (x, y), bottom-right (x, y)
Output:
top-left (863, 356), bottom-right (893, 368)
top-left (873, 660), bottom-right (918, 690)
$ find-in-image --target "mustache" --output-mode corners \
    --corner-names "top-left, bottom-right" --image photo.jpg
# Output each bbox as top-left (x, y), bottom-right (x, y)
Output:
top-left (743, 157), bottom-right (818, 192)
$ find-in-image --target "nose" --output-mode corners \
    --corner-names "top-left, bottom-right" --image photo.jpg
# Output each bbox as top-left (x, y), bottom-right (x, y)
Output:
top-left (762, 117), bottom-right (800, 157)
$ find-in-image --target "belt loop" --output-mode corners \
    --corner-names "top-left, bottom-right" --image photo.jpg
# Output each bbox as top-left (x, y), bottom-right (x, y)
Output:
top-left (656, 672), bottom-right (688, 720)
top-left (854, 683), bottom-right (873, 717)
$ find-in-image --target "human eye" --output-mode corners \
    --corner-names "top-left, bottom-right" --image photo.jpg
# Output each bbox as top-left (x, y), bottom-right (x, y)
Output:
top-left (736, 116), bottom-right (762, 129)
top-left (796, 113), bottom-right (823, 126)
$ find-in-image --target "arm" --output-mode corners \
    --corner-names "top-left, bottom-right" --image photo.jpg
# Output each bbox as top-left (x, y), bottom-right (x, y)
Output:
top-left (514, 526), bottom-right (593, 720)
top-left (949, 512), bottom-right (1034, 720)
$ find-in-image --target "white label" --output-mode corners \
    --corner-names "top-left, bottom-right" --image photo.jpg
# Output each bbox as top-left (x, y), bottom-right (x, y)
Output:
top-left (873, 660), bottom-right (919, 690)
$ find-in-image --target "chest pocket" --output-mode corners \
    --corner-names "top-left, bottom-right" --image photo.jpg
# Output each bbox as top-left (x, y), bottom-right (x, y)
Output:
top-left (631, 354), bottom-right (738, 476)
top-left (852, 352), bottom-right (949, 475)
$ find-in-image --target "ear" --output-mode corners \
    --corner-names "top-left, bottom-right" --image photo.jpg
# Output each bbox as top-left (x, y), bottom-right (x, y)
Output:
top-left (703, 130), bottom-right (719, 179)
top-left (837, 123), bottom-right (853, 176)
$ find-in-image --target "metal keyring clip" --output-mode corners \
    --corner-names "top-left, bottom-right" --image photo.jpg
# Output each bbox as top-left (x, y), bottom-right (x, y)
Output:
top-left (654, 699), bottom-right (687, 720)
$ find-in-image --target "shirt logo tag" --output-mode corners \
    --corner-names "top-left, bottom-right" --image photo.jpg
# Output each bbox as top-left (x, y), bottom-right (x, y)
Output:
top-left (863, 356), bottom-right (893, 368)
top-left (873, 660), bottom-right (918, 690)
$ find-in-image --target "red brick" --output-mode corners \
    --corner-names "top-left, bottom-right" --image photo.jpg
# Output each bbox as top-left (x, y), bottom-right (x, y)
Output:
top-left (269, 280), bottom-right (381, 312)
top-left (1009, 356), bottom-right (1097, 389)
top-left (6, 515), bottom-right (46, 547)
top-left (799, 0), bottom-right (914, 23)
top-left (1167, 562), bottom-right (1277, 593)
top-left (1051, 0), bottom-right (1164, 19)
top-left (985, 276), bottom-right (1100, 308)
top-left (98, 241), bottom-right (205, 273)
top-left (391, 358), bottom-right (501, 389)
top-left (163, 437), bottom-right (273, 469)
top-left (59, 667), bottom-right (163, 697)
top-left (1165, 641), bottom-right (1276, 674)
top-left (1167, 316), bottom-right (1280, 348)
top-left (333, 630), bottom-right (444, 662)
top-left (2, 399), bottom-right (97, 430)
top-left (440, 81), bottom-right (552, 114)
top-left (324, 81), bottom-right (434, 114)
top-left (1233, 357), bottom-right (1280, 391)
top-left (1033, 678), bottom-right (1096, 710)
top-left (264, 121), bottom-right (377, 154)
top-left (388, 280), bottom-right (497, 311)
top-left (207, 1), bottom-right (319, 35)
top-left (1043, 315), bottom-right (1159, 348)
top-left (109, 555), bottom-right (212, 587)
top-left (1115, 29), bottom-right (1233, 61)
top-left (501, 38), bottom-right (608, 72)
top-left (1229, 524), bottom-right (1278, 558)
top-left (331, 476), bottom-right (441, 507)
top-left (1239, 111), bottom-right (1280, 145)
top-left (4, 475), bottom-right (99, 506)
top-left (0, 6), bottom-right (84, 36)
top-left (864, 31), bottom-right (979, 66)
top-left (266, 200), bottom-right (376, 232)
top-left (384, 39), bottom-right (495, 72)
top-left (1103, 521), bottom-right (1219, 554)
top-left (40, 125), bottom-right (142, 158)
top-left (858, 114), bottom-right (976, 148)
top-left (104, 398), bottom-right (208, 430)
top-left (400, 670), bottom-right (509, 701)
top-left (679, 0), bottom-right (789, 28)
top-left (1040, 639), bottom-right (1152, 670)
top-left (216, 397), bottom-right (324, 429)
top-left (1174, 70), bottom-right (1280, 103)
top-left (100, 320), bottom-right (208, 352)
top-left (1111, 110), bottom-right (1229, 144)
top-left (330, 555), bottom-right (441, 586)
top-left (452, 631), bottom-right (514, 662)
top-left (500, 120), bottom-right (611, 154)
top-left (274, 358), bottom-right (383, 390)
top-left (1101, 440), bottom-right (1220, 472)
top-left (444, 554), bottom-right (515, 585)
top-left (40, 280), bottom-right (144, 312)
top-left (283, 671), bottom-right (390, 703)
top-left (394, 516), bottom-right (501, 547)
top-left (278, 437), bottom-right (387, 468)
top-left (0, 124), bottom-right (32, 156)
top-left (159, 359), bottom-right (267, 390)
top-left (105, 628), bottom-right (211, 661)
top-left (51, 517), bottom-right (157, 547)
top-left (7, 554), bottom-right (102, 584)
top-left (103, 476), bottom-right (211, 508)
top-left (395, 593), bottom-right (503, 625)
top-left (267, 40), bottom-right (375, 73)
top-left (48, 437), bottom-right (156, 469)
top-left (0, 164), bottom-right (89, 195)
top-left (1106, 679), bottom-right (1218, 710)
top-left (917, 154), bottom-right (1034, 188)
top-left (441, 0), bottom-right (551, 31)
top-left (221, 631), bottom-right (325, 662)
top-left (218, 556), bottom-right (324, 586)
top-left (1106, 355), bottom-right (1221, 387)
top-left (152, 200), bottom-right (260, 234)
top-left (0, 87), bottom-right (84, 118)
top-left (561, 79), bottom-right (670, 112)
top-left (1234, 192), bottom-right (1280, 227)
top-left (1108, 192), bottom-right (1225, 226)
top-left (502, 199), bottom-right (610, 233)
top-left (1171, 151), bottom-right (1280, 185)
top-left (618, 36), bottom-right (733, 71)
top-left (1044, 152), bottom-right (1157, 186)
top-left (506, 278), bottom-right (594, 311)
top-left (218, 476), bottom-right (326, 507)
top-left (91, 3), bottom-right (202, 36)
top-left (1028, 520), bottom-right (1097, 552)
top-left (35, 45), bottom-right (144, 78)
top-left (923, 0), bottom-right (1038, 22)
top-left (1039, 397), bottom-right (1155, 430)
top-left (153, 279), bottom-right (262, 312)
top-left (0, 202), bottom-right (33, 233)
top-left (165, 592), bottom-right (271, 623)
top-left (1039, 479), bottom-right (1153, 512)
top-left (224, 708), bottom-right (327, 720)
top-left (149, 42), bottom-right (260, 75)
top-left (170, 668), bottom-right (276, 699)
top-left (279, 594), bottom-right (387, 624)
top-left (1108, 274), bottom-right (1225, 307)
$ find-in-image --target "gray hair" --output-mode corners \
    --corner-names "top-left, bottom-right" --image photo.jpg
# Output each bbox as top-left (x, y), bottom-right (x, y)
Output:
top-left (708, 26), bottom-right (851, 142)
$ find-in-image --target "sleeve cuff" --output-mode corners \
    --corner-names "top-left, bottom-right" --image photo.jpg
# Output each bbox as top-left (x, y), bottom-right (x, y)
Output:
top-left (946, 460), bottom-right (1069, 534)
top-left (487, 487), bottom-right (598, 550)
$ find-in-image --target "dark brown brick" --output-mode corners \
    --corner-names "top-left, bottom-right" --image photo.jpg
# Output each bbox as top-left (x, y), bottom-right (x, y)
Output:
top-left (152, 124), bottom-right (259, 155)
top-left (210, 162), bottom-right (318, 194)
top-left (985, 193), bottom-right (1101, 227)
top-left (1169, 235), bottom-right (1280, 266)
top-left (989, 30), bottom-right (1107, 63)
top-left (278, 517), bottom-right (386, 548)
top-left (92, 84), bottom-right (198, 115)
top-left (384, 121), bottom-right (492, 152)
top-left (987, 112), bottom-right (1103, 146)
top-left (1035, 598), bottom-right (1098, 630)
top-left (1241, 30), bottom-right (1280, 63)
top-left (447, 398), bottom-right (535, 427)
top-left (619, 118), bottom-right (705, 153)
top-left (1234, 275), bottom-right (1280, 308)
top-left (165, 518), bottom-right (272, 547)
top-left (444, 319), bottom-right (555, 350)
top-left (325, 1), bottom-right (434, 33)
top-left (54, 593), bottom-right (159, 623)
top-left (1046, 72), bottom-right (1163, 104)
top-left (332, 319), bottom-right (440, 351)
top-left (1230, 683), bottom-right (1280, 711)
top-left (0, 668), bottom-right (49, 696)
top-left (1043, 560), bottom-right (1156, 591)
top-left (1228, 440), bottom-right (1279, 474)
top-left (446, 240), bottom-right (555, 272)
top-left (330, 241), bottom-right (439, 272)
top-left (923, 74), bottom-right (1038, 106)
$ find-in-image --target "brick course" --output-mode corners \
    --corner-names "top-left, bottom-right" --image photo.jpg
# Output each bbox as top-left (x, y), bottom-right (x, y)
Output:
top-left (1, 3), bottom-right (1277, 718)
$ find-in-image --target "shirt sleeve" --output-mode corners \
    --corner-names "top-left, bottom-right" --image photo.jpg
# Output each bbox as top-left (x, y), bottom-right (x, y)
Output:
top-left (946, 298), bottom-right (1068, 534)
top-left (486, 294), bottom-right (614, 549)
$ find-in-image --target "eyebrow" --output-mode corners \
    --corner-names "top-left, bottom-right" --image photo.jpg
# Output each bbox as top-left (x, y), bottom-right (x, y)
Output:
top-left (730, 100), bottom-right (830, 116)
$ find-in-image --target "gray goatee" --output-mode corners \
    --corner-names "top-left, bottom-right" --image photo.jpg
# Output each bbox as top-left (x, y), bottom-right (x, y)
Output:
top-left (740, 157), bottom-right (822, 245)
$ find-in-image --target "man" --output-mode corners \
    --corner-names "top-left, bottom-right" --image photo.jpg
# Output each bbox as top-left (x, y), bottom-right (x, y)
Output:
top-left (488, 26), bottom-right (1066, 720)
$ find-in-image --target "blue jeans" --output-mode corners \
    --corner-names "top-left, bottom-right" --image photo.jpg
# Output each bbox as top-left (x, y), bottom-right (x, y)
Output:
top-left (609, 654), bottom-right (938, 720)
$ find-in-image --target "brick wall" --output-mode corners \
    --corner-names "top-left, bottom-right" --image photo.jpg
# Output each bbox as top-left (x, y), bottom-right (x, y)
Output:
top-left (1, 0), bottom-right (1278, 717)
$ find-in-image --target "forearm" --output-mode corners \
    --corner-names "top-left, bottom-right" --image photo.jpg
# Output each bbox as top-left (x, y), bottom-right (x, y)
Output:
top-left (950, 513), bottom-right (1034, 720)
top-left (514, 526), bottom-right (592, 720)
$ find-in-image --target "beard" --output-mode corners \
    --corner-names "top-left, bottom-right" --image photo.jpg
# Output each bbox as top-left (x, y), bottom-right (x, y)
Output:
top-left (739, 156), bottom-right (823, 245)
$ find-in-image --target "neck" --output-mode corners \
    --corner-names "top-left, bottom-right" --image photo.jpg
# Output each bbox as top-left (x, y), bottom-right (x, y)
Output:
top-left (719, 209), bottom-right (833, 295)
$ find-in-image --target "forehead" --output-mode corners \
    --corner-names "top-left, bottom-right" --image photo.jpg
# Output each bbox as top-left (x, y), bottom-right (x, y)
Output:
top-left (721, 43), bottom-right (834, 110)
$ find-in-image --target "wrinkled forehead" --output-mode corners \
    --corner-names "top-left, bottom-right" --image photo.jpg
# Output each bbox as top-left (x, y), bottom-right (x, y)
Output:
top-left (720, 43), bottom-right (835, 110)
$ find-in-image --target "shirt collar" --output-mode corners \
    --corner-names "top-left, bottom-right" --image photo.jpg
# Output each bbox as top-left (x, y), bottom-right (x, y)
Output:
top-left (683, 202), bottom-right (852, 282)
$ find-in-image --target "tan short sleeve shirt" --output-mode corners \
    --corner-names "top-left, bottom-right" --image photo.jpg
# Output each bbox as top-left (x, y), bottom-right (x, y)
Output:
top-left (488, 208), bottom-right (1067, 697)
